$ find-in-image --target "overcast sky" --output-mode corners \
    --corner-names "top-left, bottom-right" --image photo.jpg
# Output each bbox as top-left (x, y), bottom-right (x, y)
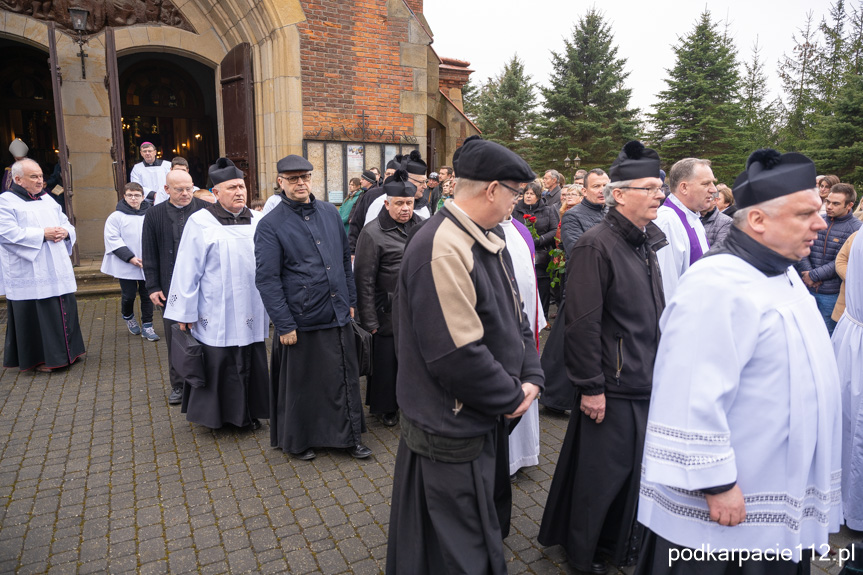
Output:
top-left (423, 0), bottom-right (834, 119)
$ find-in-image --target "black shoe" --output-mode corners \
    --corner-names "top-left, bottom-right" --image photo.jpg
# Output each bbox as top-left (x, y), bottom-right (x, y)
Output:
top-left (168, 388), bottom-right (183, 405)
top-left (292, 448), bottom-right (316, 461)
top-left (249, 418), bottom-right (261, 430)
top-left (347, 444), bottom-right (372, 459)
top-left (544, 405), bottom-right (567, 416)
top-left (510, 473), bottom-right (517, 484)
top-left (380, 412), bottom-right (399, 427)
top-left (589, 558), bottom-right (607, 574)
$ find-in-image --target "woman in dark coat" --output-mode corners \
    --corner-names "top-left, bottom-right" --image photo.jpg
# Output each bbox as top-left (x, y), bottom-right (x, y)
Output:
top-left (513, 181), bottom-right (559, 320)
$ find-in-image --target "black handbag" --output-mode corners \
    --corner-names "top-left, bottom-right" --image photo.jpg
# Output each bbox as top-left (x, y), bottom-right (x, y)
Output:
top-left (351, 320), bottom-right (374, 377)
top-left (170, 324), bottom-right (206, 388)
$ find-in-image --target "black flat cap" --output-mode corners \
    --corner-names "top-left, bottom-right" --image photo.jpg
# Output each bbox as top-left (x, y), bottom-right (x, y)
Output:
top-left (454, 137), bottom-right (535, 183)
top-left (733, 149), bottom-right (816, 209)
top-left (277, 155), bottom-right (313, 173)
top-left (608, 141), bottom-right (661, 181)
top-left (209, 158), bottom-right (245, 186)
top-left (361, 170), bottom-right (377, 184)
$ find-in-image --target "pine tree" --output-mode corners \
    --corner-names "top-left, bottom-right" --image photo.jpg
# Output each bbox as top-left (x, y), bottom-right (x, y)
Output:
top-left (847, 1), bottom-right (863, 77)
top-left (740, 40), bottom-right (782, 150)
top-left (817, 0), bottom-right (847, 110)
top-left (474, 55), bottom-right (539, 162)
top-left (807, 73), bottom-right (863, 187)
top-left (778, 12), bottom-right (821, 149)
top-left (533, 8), bottom-right (639, 172)
top-left (648, 10), bottom-right (744, 183)
top-left (460, 77), bottom-right (480, 123)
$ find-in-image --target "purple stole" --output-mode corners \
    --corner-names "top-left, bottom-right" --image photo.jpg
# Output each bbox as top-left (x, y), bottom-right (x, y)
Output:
top-left (665, 199), bottom-right (704, 265)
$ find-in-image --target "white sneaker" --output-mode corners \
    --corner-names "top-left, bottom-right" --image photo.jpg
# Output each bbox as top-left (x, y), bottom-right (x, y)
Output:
top-left (141, 324), bottom-right (160, 342)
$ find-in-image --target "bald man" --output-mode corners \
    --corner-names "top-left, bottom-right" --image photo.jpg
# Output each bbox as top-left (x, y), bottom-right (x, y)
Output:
top-left (142, 169), bottom-right (209, 404)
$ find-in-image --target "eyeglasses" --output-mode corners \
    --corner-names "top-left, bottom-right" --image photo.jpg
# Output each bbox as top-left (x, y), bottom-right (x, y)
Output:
top-left (409, 177), bottom-right (428, 185)
top-left (281, 173), bottom-right (312, 184)
top-left (125, 193), bottom-right (143, 199)
top-left (498, 182), bottom-right (523, 198)
top-left (620, 186), bottom-right (664, 195)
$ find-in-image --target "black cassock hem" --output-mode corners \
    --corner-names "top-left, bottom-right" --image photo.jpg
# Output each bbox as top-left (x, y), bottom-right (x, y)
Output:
top-left (4, 295), bottom-right (86, 370)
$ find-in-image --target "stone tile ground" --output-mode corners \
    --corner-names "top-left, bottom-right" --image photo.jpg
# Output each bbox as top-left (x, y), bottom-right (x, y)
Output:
top-left (0, 297), bottom-right (856, 574)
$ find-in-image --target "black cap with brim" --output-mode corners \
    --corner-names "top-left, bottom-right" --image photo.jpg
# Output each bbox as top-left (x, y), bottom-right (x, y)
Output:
top-left (608, 141), bottom-right (661, 181)
top-left (733, 149), bottom-right (817, 209)
top-left (453, 137), bottom-right (535, 182)
top-left (277, 155), bottom-right (313, 173)
top-left (209, 157), bottom-right (245, 186)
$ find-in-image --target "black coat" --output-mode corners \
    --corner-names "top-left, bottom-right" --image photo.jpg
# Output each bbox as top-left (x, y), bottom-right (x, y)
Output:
top-left (348, 185), bottom-right (384, 254)
top-left (141, 198), bottom-right (209, 297)
top-left (353, 210), bottom-right (421, 336)
top-left (565, 207), bottom-right (667, 399)
top-left (512, 200), bottom-right (559, 275)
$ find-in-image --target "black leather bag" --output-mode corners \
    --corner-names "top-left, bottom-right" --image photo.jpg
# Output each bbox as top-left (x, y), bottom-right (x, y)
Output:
top-left (351, 320), bottom-right (373, 377)
top-left (170, 324), bottom-right (206, 388)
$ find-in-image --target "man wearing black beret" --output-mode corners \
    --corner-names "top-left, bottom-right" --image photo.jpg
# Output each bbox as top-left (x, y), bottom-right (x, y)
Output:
top-left (386, 138), bottom-right (544, 574)
top-left (636, 150), bottom-right (841, 574)
top-left (539, 141), bottom-right (668, 574)
top-left (254, 154), bottom-right (371, 461)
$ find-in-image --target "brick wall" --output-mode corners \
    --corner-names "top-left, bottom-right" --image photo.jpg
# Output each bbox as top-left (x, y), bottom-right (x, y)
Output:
top-left (298, 0), bottom-right (416, 138)
top-left (404, 0), bottom-right (423, 15)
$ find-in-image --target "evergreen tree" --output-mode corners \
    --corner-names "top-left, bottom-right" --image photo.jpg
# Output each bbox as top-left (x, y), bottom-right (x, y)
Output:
top-left (534, 8), bottom-right (638, 172)
top-left (473, 55), bottom-right (539, 162)
top-left (460, 77), bottom-right (480, 122)
top-left (817, 0), bottom-right (847, 110)
top-left (847, 1), bottom-right (863, 76)
top-left (778, 12), bottom-right (821, 149)
top-left (740, 40), bottom-right (782, 150)
top-left (648, 10), bottom-right (744, 183)
top-left (807, 73), bottom-right (863, 187)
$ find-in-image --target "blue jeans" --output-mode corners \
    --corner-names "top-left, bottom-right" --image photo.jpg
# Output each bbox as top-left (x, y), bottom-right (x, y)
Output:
top-left (812, 292), bottom-right (839, 335)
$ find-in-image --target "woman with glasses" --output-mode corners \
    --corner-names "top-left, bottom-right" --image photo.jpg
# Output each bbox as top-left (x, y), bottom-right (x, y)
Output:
top-left (101, 182), bottom-right (160, 341)
top-left (513, 180), bottom-right (560, 320)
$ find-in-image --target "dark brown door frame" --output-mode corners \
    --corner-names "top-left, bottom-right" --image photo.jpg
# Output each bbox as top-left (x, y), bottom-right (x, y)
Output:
top-left (220, 44), bottom-right (258, 199)
top-left (105, 28), bottom-right (127, 202)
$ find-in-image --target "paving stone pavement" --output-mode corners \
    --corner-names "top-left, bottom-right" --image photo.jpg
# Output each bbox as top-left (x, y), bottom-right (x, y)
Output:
top-left (0, 297), bottom-right (857, 574)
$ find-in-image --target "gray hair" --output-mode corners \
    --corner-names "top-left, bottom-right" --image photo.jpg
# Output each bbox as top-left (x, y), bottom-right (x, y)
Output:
top-left (604, 180), bottom-right (632, 208)
top-left (668, 158), bottom-right (712, 193)
top-left (452, 178), bottom-right (489, 199)
top-left (732, 195), bottom-right (790, 229)
top-left (10, 159), bottom-right (37, 180)
top-left (544, 169), bottom-right (561, 181)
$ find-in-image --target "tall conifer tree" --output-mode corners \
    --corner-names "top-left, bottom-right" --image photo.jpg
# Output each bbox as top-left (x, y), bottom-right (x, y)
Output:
top-left (534, 8), bottom-right (638, 172)
top-left (807, 73), bottom-right (863, 186)
top-left (648, 10), bottom-right (744, 183)
top-left (740, 40), bottom-right (782, 150)
top-left (778, 12), bottom-right (821, 149)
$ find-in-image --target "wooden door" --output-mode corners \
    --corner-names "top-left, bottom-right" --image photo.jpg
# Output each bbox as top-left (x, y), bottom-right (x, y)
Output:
top-left (220, 44), bottom-right (258, 199)
top-left (105, 27), bottom-right (126, 201)
top-left (47, 22), bottom-right (79, 265)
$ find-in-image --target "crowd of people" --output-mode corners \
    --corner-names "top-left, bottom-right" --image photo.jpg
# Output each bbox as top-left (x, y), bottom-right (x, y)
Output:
top-left (1, 133), bottom-right (862, 574)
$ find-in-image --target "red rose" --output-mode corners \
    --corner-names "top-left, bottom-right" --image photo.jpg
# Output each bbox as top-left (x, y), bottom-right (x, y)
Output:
top-left (529, 216), bottom-right (537, 223)
top-left (523, 214), bottom-right (530, 219)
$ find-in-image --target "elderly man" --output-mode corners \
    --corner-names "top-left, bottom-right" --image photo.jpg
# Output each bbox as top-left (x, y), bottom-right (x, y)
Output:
top-left (539, 141), bottom-right (667, 574)
top-left (637, 150), bottom-right (841, 574)
top-left (142, 169), bottom-right (209, 404)
top-left (130, 142), bottom-right (171, 204)
top-left (798, 182), bottom-right (862, 334)
top-left (365, 151), bottom-right (430, 224)
top-left (349, 159), bottom-right (395, 254)
top-left (542, 169), bottom-right (563, 209)
top-left (386, 138), bottom-right (543, 575)
top-left (354, 169), bottom-right (422, 427)
top-left (0, 159), bottom-right (85, 371)
top-left (541, 168), bottom-right (610, 416)
top-left (165, 158), bottom-right (269, 430)
top-left (654, 158), bottom-right (715, 300)
top-left (255, 155), bottom-right (370, 461)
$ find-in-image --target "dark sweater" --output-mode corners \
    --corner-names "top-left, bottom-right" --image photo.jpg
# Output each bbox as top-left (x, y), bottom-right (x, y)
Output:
top-left (141, 198), bottom-right (208, 297)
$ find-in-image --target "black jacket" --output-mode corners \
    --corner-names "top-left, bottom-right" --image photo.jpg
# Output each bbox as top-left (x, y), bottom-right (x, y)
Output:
top-left (512, 200), bottom-right (559, 275)
top-left (565, 207), bottom-right (667, 399)
top-left (348, 185), bottom-right (384, 254)
top-left (354, 210), bottom-right (421, 335)
top-left (797, 212), bottom-right (862, 294)
top-left (141, 198), bottom-right (208, 297)
top-left (560, 198), bottom-right (605, 257)
top-left (394, 202), bottom-right (545, 438)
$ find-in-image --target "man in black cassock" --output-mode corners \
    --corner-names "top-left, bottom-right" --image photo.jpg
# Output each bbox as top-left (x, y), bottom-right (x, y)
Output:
top-left (538, 141), bottom-right (667, 574)
top-left (254, 155), bottom-right (370, 461)
top-left (385, 138), bottom-right (544, 575)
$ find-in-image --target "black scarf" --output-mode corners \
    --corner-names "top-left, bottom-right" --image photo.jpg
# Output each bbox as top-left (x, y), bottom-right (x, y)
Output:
top-left (205, 202), bottom-right (252, 225)
top-left (5, 182), bottom-right (46, 202)
top-left (706, 226), bottom-right (797, 277)
top-left (115, 198), bottom-right (150, 216)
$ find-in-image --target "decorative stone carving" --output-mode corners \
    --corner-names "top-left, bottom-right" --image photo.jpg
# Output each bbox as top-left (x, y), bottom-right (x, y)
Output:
top-left (0, 0), bottom-right (195, 34)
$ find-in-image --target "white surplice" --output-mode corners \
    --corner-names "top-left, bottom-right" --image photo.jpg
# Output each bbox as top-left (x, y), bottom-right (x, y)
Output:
top-left (831, 233), bottom-right (863, 530)
top-left (501, 217), bottom-right (546, 476)
top-left (130, 161), bottom-right (171, 203)
top-left (0, 192), bottom-right (76, 300)
top-left (363, 195), bottom-right (429, 226)
top-left (639, 254), bottom-right (842, 561)
top-left (654, 193), bottom-right (709, 302)
top-left (164, 209), bottom-right (269, 347)
top-left (100, 211), bottom-right (145, 280)
top-left (263, 193), bottom-right (281, 215)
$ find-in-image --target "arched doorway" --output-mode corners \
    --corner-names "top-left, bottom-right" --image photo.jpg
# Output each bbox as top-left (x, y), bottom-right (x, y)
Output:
top-left (118, 53), bottom-right (218, 188)
top-left (0, 39), bottom-right (59, 180)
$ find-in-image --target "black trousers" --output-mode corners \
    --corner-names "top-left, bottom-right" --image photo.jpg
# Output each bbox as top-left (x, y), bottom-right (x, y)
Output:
top-left (119, 279), bottom-right (153, 324)
top-left (159, 310), bottom-right (184, 391)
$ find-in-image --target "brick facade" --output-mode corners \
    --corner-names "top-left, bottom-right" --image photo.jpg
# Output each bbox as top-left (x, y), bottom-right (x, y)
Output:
top-left (298, 0), bottom-right (416, 138)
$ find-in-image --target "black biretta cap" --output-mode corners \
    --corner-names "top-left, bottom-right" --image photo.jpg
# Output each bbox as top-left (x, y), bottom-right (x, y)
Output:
top-left (209, 158), bottom-right (245, 186)
top-left (404, 150), bottom-right (426, 175)
top-left (382, 170), bottom-right (416, 197)
top-left (453, 137), bottom-right (535, 182)
top-left (277, 155), bottom-right (313, 173)
top-left (608, 141), bottom-right (661, 181)
top-left (732, 149), bottom-right (817, 209)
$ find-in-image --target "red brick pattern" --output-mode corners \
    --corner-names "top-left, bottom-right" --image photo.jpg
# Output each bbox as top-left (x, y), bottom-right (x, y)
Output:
top-left (298, 0), bottom-right (418, 139)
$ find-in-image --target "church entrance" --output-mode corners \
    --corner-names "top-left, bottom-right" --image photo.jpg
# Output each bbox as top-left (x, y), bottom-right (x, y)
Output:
top-left (117, 53), bottom-right (218, 189)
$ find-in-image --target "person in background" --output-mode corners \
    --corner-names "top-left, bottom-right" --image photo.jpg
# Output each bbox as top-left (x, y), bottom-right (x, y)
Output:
top-left (339, 177), bottom-right (363, 235)
top-left (2, 139), bottom-right (29, 193)
top-left (699, 186), bottom-right (732, 247)
top-left (130, 142), bottom-right (171, 204)
top-left (249, 198), bottom-right (266, 212)
top-left (101, 182), bottom-right (159, 342)
top-left (513, 180), bottom-right (559, 320)
top-left (818, 174), bottom-right (840, 213)
top-left (426, 172), bottom-right (442, 214)
top-left (542, 170), bottom-right (563, 210)
top-left (715, 183), bottom-right (735, 216)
